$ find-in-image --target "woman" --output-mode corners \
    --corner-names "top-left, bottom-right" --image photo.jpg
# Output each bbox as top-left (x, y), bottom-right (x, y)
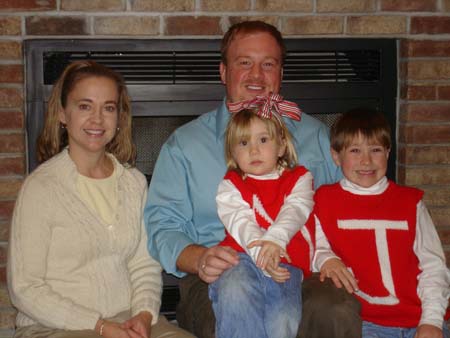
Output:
top-left (7, 61), bottom-right (193, 338)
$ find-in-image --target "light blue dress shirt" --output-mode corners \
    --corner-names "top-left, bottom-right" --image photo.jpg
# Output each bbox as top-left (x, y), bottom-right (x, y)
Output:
top-left (144, 99), bottom-right (342, 277)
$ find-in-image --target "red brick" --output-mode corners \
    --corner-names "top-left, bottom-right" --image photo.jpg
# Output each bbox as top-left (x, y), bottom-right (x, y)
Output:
top-left (0, 304), bottom-right (16, 329)
top-left (422, 187), bottom-right (450, 206)
top-left (0, 222), bottom-right (10, 242)
top-left (411, 16), bottom-right (450, 34)
top-left (0, 0), bottom-right (56, 11)
top-left (0, 267), bottom-right (6, 284)
top-left (26, 16), bottom-right (87, 35)
top-left (0, 156), bottom-right (25, 175)
top-left (400, 125), bottom-right (450, 143)
top-left (0, 41), bottom-right (21, 60)
top-left (400, 84), bottom-right (436, 100)
top-left (400, 103), bottom-right (450, 122)
top-left (0, 284), bottom-right (12, 306)
top-left (431, 208), bottom-right (450, 227)
top-left (0, 65), bottom-right (23, 83)
top-left (381, 0), bottom-right (437, 11)
top-left (438, 86), bottom-right (450, 100)
top-left (0, 201), bottom-right (14, 223)
top-left (0, 17), bottom-right (21, 35)
top-left (404, 167), bottom-right (450, 185)
top-left (0, 245), bottom-right (7, 265)
top-left (0, 179), bottom-right (23, 199)
top-left (0, 134), bottom-right (25, 153)
top-left (0, 111), bottom-right (23, 129)
top-left (165, 16), bottom-right (221, 35)
top-left (0, 88), bottom-right (23, 109)
top-left (437, 226), bottom-right (450, 244)
top-left (399, 145), bottom-right (450, 165)
top-left (401, 40), bottom-right (450, 57)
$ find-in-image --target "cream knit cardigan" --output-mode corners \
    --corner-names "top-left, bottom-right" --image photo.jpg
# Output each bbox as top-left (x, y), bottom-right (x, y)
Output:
top-left (7, 149), bottom-right (162, 330)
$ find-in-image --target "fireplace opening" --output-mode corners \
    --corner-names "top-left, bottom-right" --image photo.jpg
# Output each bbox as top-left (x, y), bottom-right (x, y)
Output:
top-left (24, 38), bottom-right (397, 319)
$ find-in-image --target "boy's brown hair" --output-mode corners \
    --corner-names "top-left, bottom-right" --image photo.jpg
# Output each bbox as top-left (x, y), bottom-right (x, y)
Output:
top-left (330, 108), bottom-right (391, 152)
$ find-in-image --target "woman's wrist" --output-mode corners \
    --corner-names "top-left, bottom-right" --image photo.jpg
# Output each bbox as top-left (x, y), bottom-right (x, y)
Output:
top-left (95, 318), bottom-right (105, 336)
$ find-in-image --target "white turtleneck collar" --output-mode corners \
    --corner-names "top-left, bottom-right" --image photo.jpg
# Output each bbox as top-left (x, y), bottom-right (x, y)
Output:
top-left (340, 176), bottom-right (389, 195)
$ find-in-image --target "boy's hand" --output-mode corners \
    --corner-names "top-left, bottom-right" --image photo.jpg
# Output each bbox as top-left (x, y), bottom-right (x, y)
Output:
top-left (265, 257), bottom-right (291, 283)
top-left (248, 240), bottom-right (291, 270)
top-left (414, 324), bottom-right (443, 338)
top-left (320, 258), bottom-right (359, 294)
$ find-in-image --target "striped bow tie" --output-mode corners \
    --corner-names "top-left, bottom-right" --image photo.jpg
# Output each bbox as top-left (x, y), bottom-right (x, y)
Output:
top-left (227, 93), bottom-right (302, 121)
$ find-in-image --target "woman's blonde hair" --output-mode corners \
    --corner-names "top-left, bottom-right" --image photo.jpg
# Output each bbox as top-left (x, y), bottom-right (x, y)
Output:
top-left (225, 109), bottom-right (298, 175)
top-left (37, 60), bottom-right (136, 165)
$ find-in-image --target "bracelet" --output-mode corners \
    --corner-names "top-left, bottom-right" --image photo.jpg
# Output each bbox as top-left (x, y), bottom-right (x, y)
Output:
top-left (99, 320), bottom-right (105, 336)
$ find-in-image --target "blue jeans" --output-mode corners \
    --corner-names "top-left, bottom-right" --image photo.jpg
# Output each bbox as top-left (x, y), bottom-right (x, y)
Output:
top-left (362, 321), bottom-right (450, 338)
top-left (208, 253), bottom-right (303, 338)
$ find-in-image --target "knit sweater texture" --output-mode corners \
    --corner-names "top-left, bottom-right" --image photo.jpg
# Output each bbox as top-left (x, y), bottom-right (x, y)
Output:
top-left (7, 149), bottom-right (162, 330)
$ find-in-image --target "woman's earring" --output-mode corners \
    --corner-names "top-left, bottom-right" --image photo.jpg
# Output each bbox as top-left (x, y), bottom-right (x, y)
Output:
top-left (116, 127), bottom-right (120, 131)
top-left (60, 123), bottom-right (66, 129)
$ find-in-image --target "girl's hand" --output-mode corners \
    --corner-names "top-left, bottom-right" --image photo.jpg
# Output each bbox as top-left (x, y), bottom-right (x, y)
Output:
top-left (121, 311), bottom-right (152, 338)
top-left (265, 257), bottom-right (291, 283)
top-left (248, 240), bottom-right (291, 270)
top-left (320, 258), bottom-right (359, 294)
top-left (414, 324), bottom-right (443, 338)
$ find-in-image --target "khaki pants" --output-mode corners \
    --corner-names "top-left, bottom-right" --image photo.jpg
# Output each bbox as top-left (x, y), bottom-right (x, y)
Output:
top-left (177, 273), bottom-right (362, 338)
top-left (14, 316), bottom-right (195, 338)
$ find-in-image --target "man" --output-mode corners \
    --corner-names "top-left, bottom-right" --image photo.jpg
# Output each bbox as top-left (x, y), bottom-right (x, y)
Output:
top-left (145, 21), bottom-right (361, 338)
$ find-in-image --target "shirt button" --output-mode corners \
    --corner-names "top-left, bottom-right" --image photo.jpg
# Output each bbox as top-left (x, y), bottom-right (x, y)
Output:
top-left (108, 225), bottom-right (113, 230)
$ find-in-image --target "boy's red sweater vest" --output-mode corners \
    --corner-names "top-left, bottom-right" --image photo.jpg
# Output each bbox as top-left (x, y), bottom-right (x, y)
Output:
top-left (219, 166), bottom-right (315, 277)
top-left (315, 181), bottom-right (425, 327)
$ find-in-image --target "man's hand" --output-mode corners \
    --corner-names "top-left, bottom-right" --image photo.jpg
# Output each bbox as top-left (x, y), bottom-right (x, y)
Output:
top-left (247, 239), bottom-right (291, 270)
top-left (414, 324), bottom-right (443, 338)
top-left (320, 258), bottom-right (359, 293)
top-left (198, 245), bottom-right (239, 283)
top-left (121, 311), bottom-right (152, 338)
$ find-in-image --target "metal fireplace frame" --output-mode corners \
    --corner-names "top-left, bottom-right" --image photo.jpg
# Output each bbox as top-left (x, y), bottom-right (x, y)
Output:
top-left (24, 38), bottom-right (397, 319)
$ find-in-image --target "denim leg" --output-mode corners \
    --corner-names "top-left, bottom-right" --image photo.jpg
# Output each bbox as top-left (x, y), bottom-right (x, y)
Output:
top-left (208, 254), bottom-right (268, 338)
top-left (264, 264), bottom-right (302, 338)
top-left (363, 321), bottom-right (450, 338)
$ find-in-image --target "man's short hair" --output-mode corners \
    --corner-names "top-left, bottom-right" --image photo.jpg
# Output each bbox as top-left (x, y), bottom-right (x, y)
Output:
top-left (330, 108), bottom-right (392, 152)
top-left (221, 20), bottom-right (286, 65)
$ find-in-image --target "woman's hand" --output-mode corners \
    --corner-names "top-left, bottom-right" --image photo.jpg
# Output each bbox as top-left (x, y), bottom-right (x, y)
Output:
top-left (320, 258), bottom-right (359, 294)
top-left (95, 319), bottom-right (131, 338)
top-left (121, 311), bottom-right (153, 338)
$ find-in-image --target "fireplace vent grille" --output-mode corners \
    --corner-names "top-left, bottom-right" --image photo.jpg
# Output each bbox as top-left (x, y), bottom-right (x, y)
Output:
top-left (43, 50), bottom-right (380, 84)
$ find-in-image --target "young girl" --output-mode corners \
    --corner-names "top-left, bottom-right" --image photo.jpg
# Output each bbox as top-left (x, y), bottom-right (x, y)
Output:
top-left (209, 93), bottom-right (315, 338)
top-left (7, 61), bottom-right (194, 338)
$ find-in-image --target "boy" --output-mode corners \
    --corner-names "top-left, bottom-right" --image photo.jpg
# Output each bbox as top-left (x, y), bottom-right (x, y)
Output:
top-left (312, 109), bottom-right (450, 338)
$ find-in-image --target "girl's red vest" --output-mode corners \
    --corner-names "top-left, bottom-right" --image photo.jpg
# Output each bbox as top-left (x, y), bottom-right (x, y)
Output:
top-left (219, 166), bottom-right (315, 277)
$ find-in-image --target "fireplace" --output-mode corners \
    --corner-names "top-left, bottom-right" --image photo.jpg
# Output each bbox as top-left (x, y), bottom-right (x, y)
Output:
top-left (24, 38), bottom-right (397, 318)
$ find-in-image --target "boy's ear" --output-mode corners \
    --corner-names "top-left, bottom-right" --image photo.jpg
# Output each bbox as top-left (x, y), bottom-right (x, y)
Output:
top-left (331, 148), bottom-right (341, 166)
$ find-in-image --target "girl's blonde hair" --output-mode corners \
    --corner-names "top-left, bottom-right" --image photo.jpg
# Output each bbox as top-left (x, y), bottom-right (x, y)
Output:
top-left (225, 109), bottom-right (298, 175)
top-left (37, 60), bottom-right (136, 166)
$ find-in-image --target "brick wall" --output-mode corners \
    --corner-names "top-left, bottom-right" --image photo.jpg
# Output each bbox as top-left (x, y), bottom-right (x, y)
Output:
top-left (0, 0), bottom-right (449, 335)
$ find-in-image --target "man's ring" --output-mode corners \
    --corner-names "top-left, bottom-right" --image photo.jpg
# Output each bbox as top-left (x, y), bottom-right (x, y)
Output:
top-left (201, 263), bottom-right (206, 270)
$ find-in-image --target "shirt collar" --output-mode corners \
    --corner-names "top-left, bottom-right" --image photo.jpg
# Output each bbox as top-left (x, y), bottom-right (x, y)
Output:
top-left (340, 176), bottom-right (389, 195)
top-left (216, 98), bottom-right (232, 142)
